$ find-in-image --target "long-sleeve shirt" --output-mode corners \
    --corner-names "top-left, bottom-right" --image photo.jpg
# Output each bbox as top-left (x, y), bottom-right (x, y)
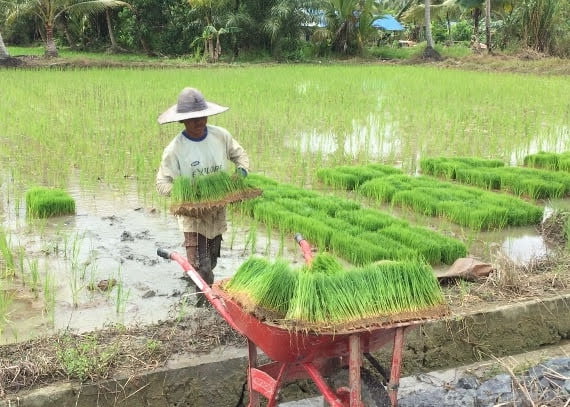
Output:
top-left (156, 124), bottom-right (250, 238)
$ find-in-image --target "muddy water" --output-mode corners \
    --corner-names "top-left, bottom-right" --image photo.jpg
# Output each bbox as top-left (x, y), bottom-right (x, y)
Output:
top-left (0, 179), bottom-right (305, 344)
top-left (0, 174), bottom-right (557, 345)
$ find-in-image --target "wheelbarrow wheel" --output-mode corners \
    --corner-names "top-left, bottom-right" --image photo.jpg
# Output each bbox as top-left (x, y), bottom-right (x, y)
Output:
top-left (324, 367), bottom-right (391, 407)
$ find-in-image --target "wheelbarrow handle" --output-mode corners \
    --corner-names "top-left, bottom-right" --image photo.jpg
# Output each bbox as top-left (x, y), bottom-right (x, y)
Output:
top-left (157, 249), bottom-right (240, 331)
top-left (294, 233), bottom-right (314, 265)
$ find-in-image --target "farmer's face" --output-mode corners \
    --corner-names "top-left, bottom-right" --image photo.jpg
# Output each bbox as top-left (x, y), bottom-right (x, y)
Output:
top-left (183, 117), bottom-right (207, 137)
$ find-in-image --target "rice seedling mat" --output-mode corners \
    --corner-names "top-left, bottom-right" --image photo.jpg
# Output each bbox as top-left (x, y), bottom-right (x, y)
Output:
top-left (222, 253), bottom-right (450, 332)
top-left (421, 157), bottom-right (570, 200)
top-left (523, 151), bottom-right (570, 172)
top-left (317, 164), bottom-right (543, 231)
top-left (170, 172), bottom-right (262, 216)
top-left (240, 174), bottom-right (466, 265)
top-left (25, 187), bottom-right (76, 218)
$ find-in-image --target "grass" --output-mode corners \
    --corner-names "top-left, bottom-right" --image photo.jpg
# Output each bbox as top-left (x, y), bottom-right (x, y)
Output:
top-left (25, 187), bottom-right (75, 218)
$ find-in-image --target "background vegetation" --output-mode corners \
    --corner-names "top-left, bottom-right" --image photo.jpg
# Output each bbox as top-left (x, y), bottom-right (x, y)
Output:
top-left (1, 0), bottom-right (569, 62)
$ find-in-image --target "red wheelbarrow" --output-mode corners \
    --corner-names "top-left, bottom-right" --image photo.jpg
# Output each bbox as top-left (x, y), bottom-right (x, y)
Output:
top-left (157, 234), bottom-right (434, 407)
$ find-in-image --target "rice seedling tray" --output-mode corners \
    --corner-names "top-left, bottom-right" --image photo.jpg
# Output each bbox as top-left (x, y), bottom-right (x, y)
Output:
top-left (170, 188), bottom-right (262, 216)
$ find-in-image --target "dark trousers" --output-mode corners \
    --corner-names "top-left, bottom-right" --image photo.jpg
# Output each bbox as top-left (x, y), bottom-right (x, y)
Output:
top-left (183, 232), bottom-right (222, 286)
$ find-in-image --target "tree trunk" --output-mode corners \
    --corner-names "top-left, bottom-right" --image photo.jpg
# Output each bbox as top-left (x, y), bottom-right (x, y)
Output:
top-left (214, 34), bottom-right (221, 62)
top-left (422, 0), bottom-right (441, 60)
top-left (105, 9), bottom-right (121, 52)
top-left (473, 7), bottom-right (482, 38)
top-left (44, 23), bottom-right (59, 58)
top-left (485, 0), bottom-right (491, 52)
top-left (0, 32), bottom-right (9, 59)
top-left (424, 0), bottom-right (434, 49)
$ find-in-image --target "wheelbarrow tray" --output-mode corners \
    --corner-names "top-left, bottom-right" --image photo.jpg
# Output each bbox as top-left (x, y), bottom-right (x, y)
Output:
top-left (212, 282), bottom-right (429, 364)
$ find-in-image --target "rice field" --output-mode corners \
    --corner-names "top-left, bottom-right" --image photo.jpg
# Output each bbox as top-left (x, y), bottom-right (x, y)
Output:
top-left (1, 64), bottom-right (569, 339)
top-left (523, 152), bottom-right (570, 171)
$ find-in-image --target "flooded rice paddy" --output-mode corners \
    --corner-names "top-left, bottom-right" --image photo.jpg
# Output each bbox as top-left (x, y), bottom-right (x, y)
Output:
top-left (1, 64), bottom-right (569, 343)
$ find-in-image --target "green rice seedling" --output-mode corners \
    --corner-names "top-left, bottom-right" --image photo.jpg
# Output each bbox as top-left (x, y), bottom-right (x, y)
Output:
top-left (316, 169), bottom-right (360, 190)
top-left (0, 281), bottom-right (13, 335)
top-left (248, 259), bottom-right (297, 315)
top-left (329, 234), bottom-right (392, 265)
top-left (358, 179), bottom-right (398, 202)
top-left (523, 152), bottom-right (560, 170)
top-left (43, 271), bottom-right (56, 325)
top-left (405, 226), bottom-right (467, 264)
top-left (307, 252), bottom-right (344, 274)
top-left (27, 258), bottom-right (41, 297)
top-left (336, 209), bottom-right (406, 231)
top-left (0, 227), bottom-right (15, 274)
top-left (26, 187), bottom-right (75, 218)
top-left (300, 196), bottom-right (360, 216)
top-left (171, 171), bottom-right (251, 204)
top-left (224, 257), bottom-right (272, 294)
top-left (244, 222), bottom-right (258, 254)
top-left (379, 225), bottom-right (443, 265)
top-left (358, 232), bottom-right (419, 261)
top-left (391, 189), bottom-right (438, 216)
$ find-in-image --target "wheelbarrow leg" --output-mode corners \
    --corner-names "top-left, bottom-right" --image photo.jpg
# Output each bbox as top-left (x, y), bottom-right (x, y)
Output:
top-left (348, 334), bottom-right (362, 407)
top-left (387, 327), bottom-right (405, 407)
top-left (248, 340), bottom-right (260, 407)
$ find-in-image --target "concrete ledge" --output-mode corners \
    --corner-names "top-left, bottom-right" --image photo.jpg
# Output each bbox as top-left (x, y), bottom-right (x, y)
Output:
top-left (2, 293), bottom-right (570, 406)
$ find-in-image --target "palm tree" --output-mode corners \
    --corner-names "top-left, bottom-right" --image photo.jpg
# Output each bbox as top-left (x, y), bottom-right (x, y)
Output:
top-left (318, 0), bottom-right (378, 55)
top-left (5, 0), bottom-right (129, 57)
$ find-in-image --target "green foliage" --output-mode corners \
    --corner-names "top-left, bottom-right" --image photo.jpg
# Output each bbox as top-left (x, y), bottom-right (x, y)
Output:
top-left (57, 335), bottom-right (119, 382)
top-left (0, 227), bottom-right (15, 272)
top-left (25, 187), bottom-right (75, 218)
top-left (451, 20), bottom-right (473, 42)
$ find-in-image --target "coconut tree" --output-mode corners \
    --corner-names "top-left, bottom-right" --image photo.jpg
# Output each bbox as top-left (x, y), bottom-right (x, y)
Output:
top-left (5, 0), bottom-right (129, 57)
top-left (317, 0), bottom-right (379, 55)
top-left (0, 32), bottom-right (9, 59)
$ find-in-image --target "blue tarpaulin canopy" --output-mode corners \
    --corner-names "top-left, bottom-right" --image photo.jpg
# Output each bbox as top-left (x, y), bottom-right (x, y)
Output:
top-left (372, 14), bottom-right (405, 31)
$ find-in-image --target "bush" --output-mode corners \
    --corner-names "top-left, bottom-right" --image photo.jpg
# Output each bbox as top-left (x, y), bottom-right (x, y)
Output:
top-left (451, 20), bottom-right (472, 42)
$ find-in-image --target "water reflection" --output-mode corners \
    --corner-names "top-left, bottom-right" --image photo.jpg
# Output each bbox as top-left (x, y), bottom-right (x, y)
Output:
top-left (288, 113), bottom-right (400, 158)
top-left (501, 234), bottom-right (548, 264)
top-left (510, 124), bottom-right (570, 165)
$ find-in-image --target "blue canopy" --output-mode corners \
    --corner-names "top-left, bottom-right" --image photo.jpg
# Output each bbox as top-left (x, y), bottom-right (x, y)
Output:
top-left (372, 15), bottom-right (405, 31)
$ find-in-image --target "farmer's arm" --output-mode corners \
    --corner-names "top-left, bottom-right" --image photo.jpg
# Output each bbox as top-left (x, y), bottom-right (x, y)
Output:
top-left (156, 147), bottom-right (180, 196)
top-left (227, 136), bottom-right (250, 173)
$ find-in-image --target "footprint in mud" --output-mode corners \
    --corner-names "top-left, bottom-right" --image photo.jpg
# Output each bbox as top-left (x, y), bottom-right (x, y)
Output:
top-left (119, 246), bottom-right (159, 266)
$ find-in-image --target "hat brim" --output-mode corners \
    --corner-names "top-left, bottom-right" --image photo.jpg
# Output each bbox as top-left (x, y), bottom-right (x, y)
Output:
top-left (157, 101), bottom-right (229, 124)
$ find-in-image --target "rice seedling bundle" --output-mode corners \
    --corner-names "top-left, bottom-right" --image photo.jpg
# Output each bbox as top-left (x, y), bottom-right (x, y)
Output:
top-left (316, 169), bottom-right (361, 190)
top-left (170, 171), bottom-right (262, 215)
top-left (224, 254), bottom-right (447, 329)
top-left (26, 187), bottom-right (75, 218)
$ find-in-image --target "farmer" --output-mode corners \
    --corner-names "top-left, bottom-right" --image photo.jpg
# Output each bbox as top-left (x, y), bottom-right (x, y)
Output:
top-left (156, 87), bottom-right (250, 306)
